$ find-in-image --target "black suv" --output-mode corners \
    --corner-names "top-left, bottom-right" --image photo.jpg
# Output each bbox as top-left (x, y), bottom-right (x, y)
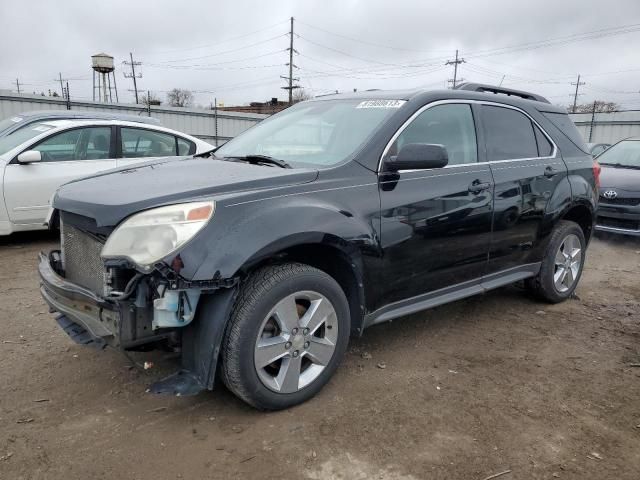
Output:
top-left (39, 83), bottom-right (599, 410)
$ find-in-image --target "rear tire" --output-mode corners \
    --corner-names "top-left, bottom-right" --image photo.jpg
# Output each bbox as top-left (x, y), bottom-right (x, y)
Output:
top-left (527, 220), bottom-right (586, 303)
top-left (221, 263), bottom-right (350, 410)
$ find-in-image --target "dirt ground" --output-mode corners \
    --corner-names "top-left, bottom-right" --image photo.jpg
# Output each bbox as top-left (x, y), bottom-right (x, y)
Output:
top-left (0, 231), bottom-right (638, 480)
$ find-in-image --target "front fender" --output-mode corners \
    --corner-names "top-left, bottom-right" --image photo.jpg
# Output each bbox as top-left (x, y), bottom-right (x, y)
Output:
top-left (178, 195), bottom-right (379, 281)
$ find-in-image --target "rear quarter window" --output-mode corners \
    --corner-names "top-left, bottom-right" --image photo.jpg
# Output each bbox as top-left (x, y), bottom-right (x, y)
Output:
top-left (541, 112), bottom-right (588, 153)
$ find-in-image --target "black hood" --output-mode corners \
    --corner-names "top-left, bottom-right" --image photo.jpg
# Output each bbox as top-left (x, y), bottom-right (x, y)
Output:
top-left (600, 165), bottom-right (640, 192)
top-left (54, 157), bottom-right (318, 227)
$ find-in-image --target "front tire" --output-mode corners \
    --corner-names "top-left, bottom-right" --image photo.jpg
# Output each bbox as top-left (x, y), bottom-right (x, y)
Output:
top-left (527, 220), bottom-right (586, 303)
top-left (221, 263), bottom-right (350, 410)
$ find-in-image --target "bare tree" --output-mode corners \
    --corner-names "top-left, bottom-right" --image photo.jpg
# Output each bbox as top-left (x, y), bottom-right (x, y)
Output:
top-left (141, 91), bottom-right (161, 106)
top-left (292, 88), bottom-right (313, 103)
top-left (166, 88), bottom-right (193, 108)
top-left (574, 100), bottom-right (620, 113)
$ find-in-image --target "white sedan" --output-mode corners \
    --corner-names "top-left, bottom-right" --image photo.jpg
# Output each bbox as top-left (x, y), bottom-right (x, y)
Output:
top-left (0, 119), bottom-right (212, 235)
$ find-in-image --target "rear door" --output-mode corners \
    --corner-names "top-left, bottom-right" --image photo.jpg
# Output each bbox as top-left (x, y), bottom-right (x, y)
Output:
top-left (377, 102), bottom-right (494, 308)
top-left (480, 104), bottom-right (567, 275)
top-left (3, 126), bottom-right (117, 224)
top-left (116, 127), bottom-right (195, 167)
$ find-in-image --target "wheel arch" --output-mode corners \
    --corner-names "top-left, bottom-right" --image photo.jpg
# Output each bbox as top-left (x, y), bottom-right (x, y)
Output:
top-left (561, 202), bottom-right (595, 243)
top-left (239, 237), bottom-right (366, 336)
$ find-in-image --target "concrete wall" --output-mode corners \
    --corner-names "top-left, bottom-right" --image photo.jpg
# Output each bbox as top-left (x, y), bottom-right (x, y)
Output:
top-left (0, 93), bottom-right (267, 144)
top-left (569, 111), bottom-right (640, 144)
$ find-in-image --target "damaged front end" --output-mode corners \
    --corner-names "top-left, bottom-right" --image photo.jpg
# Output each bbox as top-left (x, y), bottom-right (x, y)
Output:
top-left (39, 209), bottom-right (237, 396)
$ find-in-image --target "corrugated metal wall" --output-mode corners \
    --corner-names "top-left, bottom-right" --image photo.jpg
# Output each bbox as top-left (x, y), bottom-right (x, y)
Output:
top-left (3, 93), bottom-right (639, 147)
top-left (569, 111), bottom-right (640, 144)
top-left (0, 93), bottom-right (267, 144)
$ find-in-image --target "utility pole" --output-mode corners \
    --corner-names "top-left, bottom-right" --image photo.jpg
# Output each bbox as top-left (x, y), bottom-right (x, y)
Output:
top-left (281, 16), bottom-right (300, 105)
top-left (571, 74), bottom-right (585, 113)
top-left (123, 52), bottom-right (142, 104)
top-left (214, 97), bottom-right (219, 147)
top-left (58, 73), bottom-right (65, 98)
top-left (445, 50), bottom-right (465, 88)
top-left (15, 78), bottom-right (20, 94)
top-left (65, 81), bottom-right (71, 110)
top-left (147, 90), bottom-right (151, 117)
top-left (588, 100), bottom-right (597, 142)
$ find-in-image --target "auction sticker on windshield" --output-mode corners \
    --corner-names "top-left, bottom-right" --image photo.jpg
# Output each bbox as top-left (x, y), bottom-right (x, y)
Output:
top-left (356, 100), bottom-right (406, 109)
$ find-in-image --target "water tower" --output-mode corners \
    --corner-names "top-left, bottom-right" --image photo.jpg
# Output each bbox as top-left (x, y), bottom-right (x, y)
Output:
top-left (92, 53), bottom-right (119, 103)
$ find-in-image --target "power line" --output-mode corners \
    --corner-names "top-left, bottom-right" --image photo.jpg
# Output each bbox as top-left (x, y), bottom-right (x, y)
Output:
top-left (296, 20), bottom-right (452, 54)
top-left (151, 34), bottom-right (287, 65)
top-left (145, 50), bottom-right (284, 70)
top-left (143, 19), bottom-right (289, 56)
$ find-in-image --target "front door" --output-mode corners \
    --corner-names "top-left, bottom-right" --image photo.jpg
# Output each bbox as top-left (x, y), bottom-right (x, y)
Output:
top-left (4, 126), bottom-right (116, 225)
top-left (378, 102), bottom-right (494, 309)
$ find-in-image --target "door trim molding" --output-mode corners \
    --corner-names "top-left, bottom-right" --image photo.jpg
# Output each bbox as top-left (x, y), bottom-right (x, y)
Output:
top-left (363, 262), bottom-right (541, 328)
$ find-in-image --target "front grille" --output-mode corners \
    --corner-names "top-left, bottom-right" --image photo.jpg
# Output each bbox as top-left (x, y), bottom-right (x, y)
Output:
top-left (61, 222), bottom-right (107, 295)
top-left (599, 196), bottom-right (640, 206)
top-left (597, 216), bottom-right (640, 231)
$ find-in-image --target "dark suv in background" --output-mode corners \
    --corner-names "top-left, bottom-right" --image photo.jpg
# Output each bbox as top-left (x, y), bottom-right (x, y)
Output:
top-left (39, 83), bottom-right (598, 410)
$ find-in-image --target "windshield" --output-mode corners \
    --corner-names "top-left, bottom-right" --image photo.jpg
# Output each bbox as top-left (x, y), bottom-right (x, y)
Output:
top-left (215, 99), bottom-right (405, 167)
top-left (597, 140), bottom-right (640, 168)
top-left (0, 122), bottom-right (54, 156)
top-left (0, 116), bottom-right (24, 135)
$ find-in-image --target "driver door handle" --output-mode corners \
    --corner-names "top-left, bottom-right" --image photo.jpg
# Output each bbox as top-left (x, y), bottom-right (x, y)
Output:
top-left (468, 180), bottom-right (491, 194)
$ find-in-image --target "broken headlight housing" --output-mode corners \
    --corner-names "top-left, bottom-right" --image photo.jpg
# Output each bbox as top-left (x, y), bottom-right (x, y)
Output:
top-left (101, 201), bottom-right (215, 270)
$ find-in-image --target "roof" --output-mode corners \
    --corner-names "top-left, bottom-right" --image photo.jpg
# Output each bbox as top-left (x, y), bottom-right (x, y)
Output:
top-left (309, 85), bottom-right (566, 113)
top-left (14, 109), bottom-right (160, 125)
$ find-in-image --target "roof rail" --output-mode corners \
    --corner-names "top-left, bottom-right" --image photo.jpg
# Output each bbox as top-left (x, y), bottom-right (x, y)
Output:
top-left (454, 82), bottom-right (550, 104)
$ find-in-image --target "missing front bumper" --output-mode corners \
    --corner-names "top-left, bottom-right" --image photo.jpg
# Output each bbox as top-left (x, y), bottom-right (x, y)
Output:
top-left (39, 252), bottom-right (119, 341)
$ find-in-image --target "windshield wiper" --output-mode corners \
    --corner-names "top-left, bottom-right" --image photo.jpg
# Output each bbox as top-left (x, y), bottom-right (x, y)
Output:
top-left (224, 155), bottom-right (292, 169)
top-left (599, 162), bottom-right (640, 169)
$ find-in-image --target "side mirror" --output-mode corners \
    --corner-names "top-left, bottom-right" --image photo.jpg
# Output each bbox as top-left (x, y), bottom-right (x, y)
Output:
top-left (17, 150), bottom-right (42, 164)
top-left (384, 143), bottom-right (448, 171)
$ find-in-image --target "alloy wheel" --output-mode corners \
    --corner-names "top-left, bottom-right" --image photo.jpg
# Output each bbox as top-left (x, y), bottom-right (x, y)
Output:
top-left (553, 233), bottom-right (582, 293)
top-left (254, 291), bottom-right (338, 393)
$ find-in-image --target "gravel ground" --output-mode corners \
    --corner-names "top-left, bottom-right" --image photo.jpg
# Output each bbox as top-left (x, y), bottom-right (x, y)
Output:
top-left (0, 231), bottom-right (638, 480)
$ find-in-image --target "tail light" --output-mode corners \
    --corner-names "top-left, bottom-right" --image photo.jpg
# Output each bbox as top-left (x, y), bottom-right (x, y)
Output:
top-left (593, 160), bottom-right (601, 189)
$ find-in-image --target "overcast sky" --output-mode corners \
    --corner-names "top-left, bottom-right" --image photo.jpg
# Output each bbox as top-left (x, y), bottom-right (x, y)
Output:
top-left (1, 0), bottom-right (639, 109)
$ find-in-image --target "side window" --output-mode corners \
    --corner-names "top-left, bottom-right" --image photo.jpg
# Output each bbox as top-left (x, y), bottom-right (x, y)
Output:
top-left (83, 127), bottom-right (112, 160)
top-left (121, 128), bottom-right (177, 158)
top-left (387, 104), bottom-right (478, 166)
top-left (177, 137), bottom-right (195, 155)
top-left (533, 124), bottom-right (553, 157)
top-left (482, 106), bottom-right (538, 161)
top-left (32, 127), bottom-right (111, 162)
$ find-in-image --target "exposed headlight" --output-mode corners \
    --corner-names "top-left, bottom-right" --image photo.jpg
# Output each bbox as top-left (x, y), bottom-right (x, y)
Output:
top-left (101, 201), bottom-right (215, 269)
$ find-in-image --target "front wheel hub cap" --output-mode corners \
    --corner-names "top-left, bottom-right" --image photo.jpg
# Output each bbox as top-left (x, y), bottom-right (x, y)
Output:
top-left (254, 290), bottom-right (338, 394)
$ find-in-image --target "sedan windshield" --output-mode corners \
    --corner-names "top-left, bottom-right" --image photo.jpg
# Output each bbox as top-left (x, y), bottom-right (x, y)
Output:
top-left (597, 140), bottom-right (640, 168)
top-left (0, 116), bottom-right (23, 135)
top-left (0, 122), bottom-right (54, 156)
top-left (214, 99), bottom-right (405, 168)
